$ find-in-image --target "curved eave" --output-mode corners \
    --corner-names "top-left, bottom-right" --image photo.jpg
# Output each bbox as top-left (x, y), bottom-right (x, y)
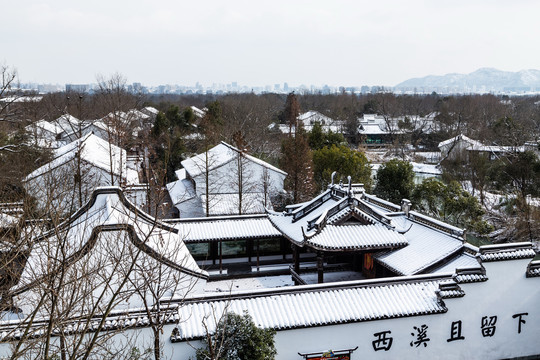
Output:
top-left (304, 241), bottom-right (408, 252)
top-left (33, 187), bottom-right (178, 243)
top-left (266, 213), bottom-right (305, 247)
top-left (13, 223), bottom-right (207, 295)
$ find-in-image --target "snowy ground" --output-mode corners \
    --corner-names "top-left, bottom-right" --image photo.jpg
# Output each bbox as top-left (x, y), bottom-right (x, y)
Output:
top-left (371, 162), bottom-right (441, 175)
top-left (299, 271), bottom-right (365, 284)
top-left (202, 271), bottom-right (366, 294)
top-left (203, 275), bottom-right (295, 294)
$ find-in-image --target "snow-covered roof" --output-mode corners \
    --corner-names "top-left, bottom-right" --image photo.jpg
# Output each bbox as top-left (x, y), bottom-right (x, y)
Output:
top-left (269, 185), bottom-right (471, 271)
top-left (527, 261), bottom-right (540, 277)
top-left (358, 123), bottom-right (389, 135)
top-left (190, 106), bottom-right (206, 118)
top-left (268, 185), bottom-right (406, 251)
top-left (181, 142), bottom-right (286, 178)
top-left (51, 114), bottom-right (79, 131)
top-left (142, 106), bottom-right (159, 115)
top-left (167, 214), bottom-right (282, 242)
top-left (469, 145), bottom-right (525, 154)
top-left (25, 119), bottom-right (63, 135)
top-left (305, 224), bottom-right (408, 251)
top-left (297, 110), bottom-right (335, 125)
top-left (0, 96), bottom-right (42, 103)
top-left (24, 133), bottom-right (128, 182)
top-left (371, 162), bottom-right (442, 175)
top-left (432, 252), bottom-right (481, 274)
top-left (126, 109), bottom-right (150, 120)
top-left (172, 274), bottom-right (450, 341)
top-left (374, 214), bottom-right (464, 275)
top-left (268, 189), bottom-right (345, 245)
top-left (438, 134), bottom-right (483, 149)
top-left (13, 187), bottom-right (207, 295)
top-left (478, 242), bottom-right (536, 262)
top-left (166, 178), bottom-right (196, 205)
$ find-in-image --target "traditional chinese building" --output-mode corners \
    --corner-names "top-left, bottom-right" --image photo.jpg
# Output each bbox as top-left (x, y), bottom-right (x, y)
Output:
top-left (168, 242), bottom-right (540, 359)
top-left (0, 186), bottom-right (538, 359)
top-left (267, 180), bottom-right (474, 284)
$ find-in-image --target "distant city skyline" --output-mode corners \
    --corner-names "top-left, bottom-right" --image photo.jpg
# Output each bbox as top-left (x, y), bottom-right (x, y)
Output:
top-left (3, 1), bottom-right (540, 88)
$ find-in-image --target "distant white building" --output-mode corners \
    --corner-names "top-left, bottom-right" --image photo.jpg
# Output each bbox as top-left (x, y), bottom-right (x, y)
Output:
top-left (438, 134), bottom-right (485, 160)
top-left (24, 133), bottom-right (144, 212)
top-left (141, 106), bottom-right (159, 122)
top-left (438, 134), bottom-right (530, 161)
top-left (276, 110), bottom-right (343, 133)
top-left (190, 106), bottom-right (206, 119)
top-left (167, 142), bottom-right (287, 217)
top-left (24, 119), bottom-right (64, 149)
top-left (57, 109), bottom-right (152, 146)
top-left (358, 113), bottom-right (438, 145)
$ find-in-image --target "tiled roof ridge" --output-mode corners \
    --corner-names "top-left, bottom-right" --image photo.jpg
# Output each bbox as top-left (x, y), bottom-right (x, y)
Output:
top-left (452, 266), bottom-right (488, 283)
top-left (526, 260), bottom-right (540, 277)
top-left (33, 187), bottom-right (177, 243)
top-left (165, 213), bottom-right (269, 223)
top-left (0, 305), bottom-right (180, 342)
top-left (168, 272), bottom-right (453, 305)
top-left (478, 242), bottom-right (536, 262)
top-left (436, 280), bottom-right (465, 299)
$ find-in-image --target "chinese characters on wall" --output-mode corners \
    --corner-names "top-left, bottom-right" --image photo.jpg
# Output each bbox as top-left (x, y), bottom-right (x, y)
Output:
top-left (371, 313), bottom-right (528, 352)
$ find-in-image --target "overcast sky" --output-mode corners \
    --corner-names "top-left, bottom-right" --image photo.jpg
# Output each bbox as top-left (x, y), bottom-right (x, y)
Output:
top-left (3, 0), bottom-right (540, 87)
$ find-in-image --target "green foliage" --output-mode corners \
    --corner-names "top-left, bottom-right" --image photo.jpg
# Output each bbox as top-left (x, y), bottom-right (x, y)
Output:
top-left (362, 99), bottom-right (377, 114)
top-left (166, 105), bottom-right (189, 129)
top-left (205, 101), bottom-right (223, 126)
top-left (196, 311), bottom-right (276, 360)
top-left (308, 122), bottom-right (345, 150)
top-left (491, 151), bottom-right (540, 197)
top-left (151, 107), bottom-right (190, 183)
top-left (374, 159), bottom-right (414, 205)
top-left (183, 107), bottom-right (196, 126)
top-left (151, 112), bottom-right (169, 138)
top-left (412, 178), bottom-right (493, 234)
top-left (312, 145), bottom-right (371, 191)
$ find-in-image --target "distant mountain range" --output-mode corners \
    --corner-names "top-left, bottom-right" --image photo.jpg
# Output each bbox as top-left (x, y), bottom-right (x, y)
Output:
top-left (395, 68), bottom-right (540, 93)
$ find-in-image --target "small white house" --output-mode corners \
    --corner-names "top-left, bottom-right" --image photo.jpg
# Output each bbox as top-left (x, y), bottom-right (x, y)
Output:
top-left (24, 133), bottom-right (142, 212)
top-left (167, 142), bottom-right (287, 217)
top-left (24, 120), bottom-right (64, 149)
top-left (277, 110), bottom-right (344, 134)
top-left (438, 134), bottom-right (484, 160)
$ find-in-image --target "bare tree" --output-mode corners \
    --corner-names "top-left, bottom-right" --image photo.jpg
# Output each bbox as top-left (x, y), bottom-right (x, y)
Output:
top-left (2, 185), bottom-right (204, 359)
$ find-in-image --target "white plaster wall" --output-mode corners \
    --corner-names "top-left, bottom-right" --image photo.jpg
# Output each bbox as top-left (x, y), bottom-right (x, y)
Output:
top-left (170, 258), bottom-right (540, 360)
top-left (193, 159), bottom-right (285, 197)
top-left (25, 160), bottom-right (118, 212)
top-left (2, 258), bottom-right (536, 359)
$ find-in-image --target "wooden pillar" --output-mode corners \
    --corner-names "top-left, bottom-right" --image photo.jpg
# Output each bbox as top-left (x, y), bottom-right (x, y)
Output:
top-left (294, 244), bottom-right (300, 273)
top-left (317, 251), bottom-right (324, 284)
top-left (219, 240), bottom-right (223, 274)
top-left (210, 242), bottom-right (218, 265)
top-left (256, 238), bottom-right (260, 271)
